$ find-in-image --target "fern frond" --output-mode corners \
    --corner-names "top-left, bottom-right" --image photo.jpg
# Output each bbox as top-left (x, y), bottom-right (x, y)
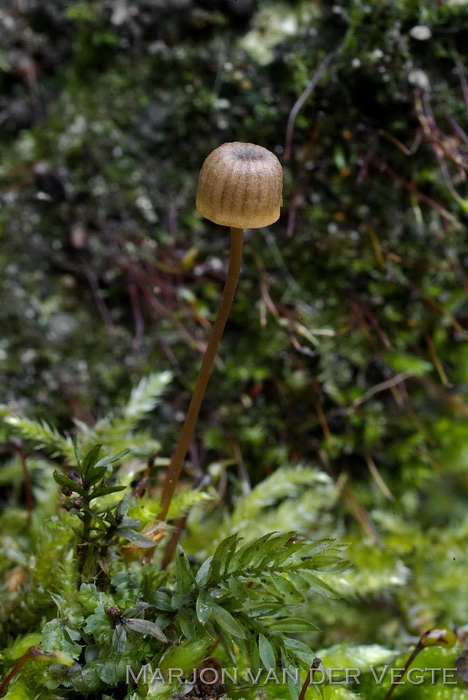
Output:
top-left (92, 371), bottom-right (172, 444)
top-left (232, 466), bottom-right (337, 523)
top-left (124, 371), bottom-right (172, 421)
top-left (184, 465), bottom-right (340, 560)
top-left (198, 532), bottom-right (344, 593)
top-left (183, 534), bottom-right (345, 675)
top-left (127, 488), bottom-right (214, 529)
top-left (168, 488), bottom-right (214, 521)
top-left (210, 466), bottom-right (339, 546)
top-left (72, 418), bottom-right (99, 442)
top-left (4, 416), bottom-right (75, 462)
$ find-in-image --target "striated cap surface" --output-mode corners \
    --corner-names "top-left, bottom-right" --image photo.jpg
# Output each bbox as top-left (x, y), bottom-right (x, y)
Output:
top-left (196, 142), bottom-right (283, 229)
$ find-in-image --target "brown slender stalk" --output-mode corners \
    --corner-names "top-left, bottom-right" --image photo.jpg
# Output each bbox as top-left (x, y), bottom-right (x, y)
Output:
top-left (158, 227), bottom-right (244, 522)
top-left (0, 646), bottom-right (43, 696)
top-left (298, 657), bottom-right (322, 700)
top-left (382, 645), bottom-right (422, 700)
top-left (0, 646), bottom-right (73, 696)
top-left (0, 653), bottom-right (29, 697)
top-left (383, 628), bottom-right (455, 700)
top-left (161, 514), bottom-right (189, 569)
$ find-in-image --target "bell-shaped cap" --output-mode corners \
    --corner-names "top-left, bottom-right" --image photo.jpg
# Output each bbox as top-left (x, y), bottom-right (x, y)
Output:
top-left (196, 142), bottom-right (283, 229)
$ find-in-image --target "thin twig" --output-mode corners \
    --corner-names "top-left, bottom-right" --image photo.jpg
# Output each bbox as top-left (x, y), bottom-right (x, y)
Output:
top-left (352, 372), bottom-right (413, 407)
top-left (376, 129), bottom-right (412, 156)
top-left (373, 156), bottom-right (462, 229)
top-left (284, 50), bottom-right (337, 160)
top-left (364, 451), bottom-right (395, 502)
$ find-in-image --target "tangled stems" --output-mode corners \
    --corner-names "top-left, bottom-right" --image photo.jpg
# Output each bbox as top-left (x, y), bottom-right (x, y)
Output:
top-left (158, 227), bottom-right (244, 522)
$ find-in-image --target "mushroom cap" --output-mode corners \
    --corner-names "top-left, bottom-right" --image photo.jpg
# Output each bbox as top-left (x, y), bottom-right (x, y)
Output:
top-left (196, 142), bottom-right (283, 229)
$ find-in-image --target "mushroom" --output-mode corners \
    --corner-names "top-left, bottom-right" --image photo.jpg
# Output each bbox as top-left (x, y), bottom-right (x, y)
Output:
top-left (158, 142), bottom-right (283, 521)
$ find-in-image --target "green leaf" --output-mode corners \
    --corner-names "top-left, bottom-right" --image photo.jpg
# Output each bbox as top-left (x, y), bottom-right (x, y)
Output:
top-left (90, 485), bottom-right (127, 499)
top-left (118, 528), bottom-right (156, 548)
top-left (297, 571), bottom-right (339, 598)
top-left (80, 503), bottom-right (107, 526)
top-left (283, 538), bottom-right (335, 566)
top-left (168, 488), bottom-right (214, 521)
top-left (171, 593), bottom-right (192, 609)
top-left (150, 591), bottom-right (173, 611)
top-left (227, 576), bottom-right (248, 600)
top-left (53, 470), bottom-right (84, 495)
top-left (112, 624), bottom-right (127, 654)
top-left (286, 669), bottom-right (301, 700)
top-left (282, 637), bottom-right (318, 666)
top-left (125, 617), bottom-right (167, 643)
top-left (211, 604), bottom-right (246, 639)
top-left (265, 541), bottom-right (302, 568)
top-left (178, 608), bottom-right (196, 640)
top-left (232, 532), bottom-right (276, 570)
top-left (257, 532), bottom-right (297, 566)
top-left (231, 532), bottom-right (273, 571)
top-left (285, 571), bottom-right (311, 595)
top-left (72, 434), bottom-right (82, 467)
top-left (176, 547), bottom-right (196, 594)
top-left (209, 534), bottom-right (240, 582)
top-left (195, 555), bottom-right (213, 586)
top-left (269, 618), bottom-right (319, 633)
top-left (124, 601), bottom-right (152, 617)
top-left (248, 634), bottom-right (261, 675)
top-left (41, 619), bottom-right (82, 657)
top-left (81, 444), bottom-right (103, 477)
top-left (243, 601), bottom-right (283, 617)
top-left (116, 493), bottom-right (131, 518)
top-left (95, 448), bottom-right (131, 468)
top-left (218, 627), bottom-right (237, 664)
top-left (265, 573), bottom-right (304, 602)
top-left (83, 465), bottom-right (108, 488)
top-left (159, 637), bottom-right (210, 676)
top-left (196, 588), bottom-right (214, 625)
top-left (117, 515), bottom-right (141, 528)
top-left (258, 633), bottom-right (276, 668)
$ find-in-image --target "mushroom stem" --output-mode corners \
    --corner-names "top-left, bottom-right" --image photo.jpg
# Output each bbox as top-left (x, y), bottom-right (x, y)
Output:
top-left (158, 227), bottom-right (244, 521)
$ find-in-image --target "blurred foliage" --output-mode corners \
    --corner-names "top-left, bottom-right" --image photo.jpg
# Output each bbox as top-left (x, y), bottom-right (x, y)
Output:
top-left (1, 0), bottom-right (468, 698)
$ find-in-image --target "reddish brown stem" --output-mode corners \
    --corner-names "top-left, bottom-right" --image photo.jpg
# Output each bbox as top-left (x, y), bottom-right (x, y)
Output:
top-left (0, 646), bottom-right (41, 696)
top-left (161, 514), bottom-right (189, 569)
top-left (158, 228), bottom-right (244, 522)
top-left (382, 644), bottom-right (422, 700)
top-left (298, 657), bottom-right (322, 700)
